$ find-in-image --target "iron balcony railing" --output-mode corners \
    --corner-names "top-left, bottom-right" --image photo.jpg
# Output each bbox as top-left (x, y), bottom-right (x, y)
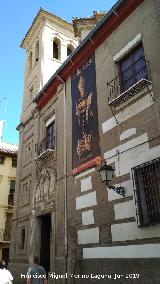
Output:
top-left (8, 193), bottom-right (14, 206)
top-left (0, 229), bottom-right (11, 242)
top-left (35, 135), bottom-right (55, 157)
top-left (107, 57), bottom-right (151, 105)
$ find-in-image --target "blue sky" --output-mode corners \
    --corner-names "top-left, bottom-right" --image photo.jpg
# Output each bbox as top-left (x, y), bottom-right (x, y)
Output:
top-left (0, 0), bottom-right (117, 145)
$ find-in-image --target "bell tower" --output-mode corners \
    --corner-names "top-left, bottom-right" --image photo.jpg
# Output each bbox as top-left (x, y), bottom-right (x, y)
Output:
top-left (20, 8), bottom-right (78, 122)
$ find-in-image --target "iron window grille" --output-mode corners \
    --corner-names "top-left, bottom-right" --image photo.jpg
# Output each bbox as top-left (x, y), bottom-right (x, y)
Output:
top-left (132, 158), bottom-right (160, 227)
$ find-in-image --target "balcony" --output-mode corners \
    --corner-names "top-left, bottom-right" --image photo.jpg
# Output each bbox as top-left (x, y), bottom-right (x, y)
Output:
top-left (8, 193), bottom-right (14, 206)
top-left (35, 135), bottom-right (55, 161)
top-left (0, 229), bottom-right (11, 242)
top-left (107, 58), bottom-right (152, 107)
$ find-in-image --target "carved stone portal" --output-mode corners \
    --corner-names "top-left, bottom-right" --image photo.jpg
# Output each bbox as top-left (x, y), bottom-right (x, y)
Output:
top-left (34, 168), bottom-right (56, 205)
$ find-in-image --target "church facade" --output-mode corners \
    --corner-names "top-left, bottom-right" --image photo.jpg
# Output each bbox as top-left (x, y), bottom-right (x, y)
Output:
top-left (10, 0), bottom-right (160, 283)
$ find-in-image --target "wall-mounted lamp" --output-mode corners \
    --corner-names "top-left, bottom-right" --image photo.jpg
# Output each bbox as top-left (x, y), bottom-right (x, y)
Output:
top-left (99, 162), bottom-right (125, 197)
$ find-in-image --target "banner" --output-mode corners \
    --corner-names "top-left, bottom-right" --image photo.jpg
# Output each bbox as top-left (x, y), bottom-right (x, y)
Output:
top-left (71, 54), bottom-right (101, 175)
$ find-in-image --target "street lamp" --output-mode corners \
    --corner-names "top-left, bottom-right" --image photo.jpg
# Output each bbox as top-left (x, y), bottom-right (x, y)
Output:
top-left (99, 161), bottom-right (125, 197)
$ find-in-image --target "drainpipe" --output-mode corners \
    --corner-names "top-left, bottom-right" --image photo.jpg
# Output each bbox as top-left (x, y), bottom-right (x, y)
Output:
top-left (56, 75), bottom-right (68, 282)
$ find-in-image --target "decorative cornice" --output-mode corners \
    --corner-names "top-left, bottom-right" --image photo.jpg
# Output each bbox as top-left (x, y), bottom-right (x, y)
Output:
top-left (21, 9), bottom-right (74, 49)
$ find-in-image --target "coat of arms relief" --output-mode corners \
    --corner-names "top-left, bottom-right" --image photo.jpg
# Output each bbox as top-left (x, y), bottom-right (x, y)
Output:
top-left (34, 168), bottom-right (57, 205)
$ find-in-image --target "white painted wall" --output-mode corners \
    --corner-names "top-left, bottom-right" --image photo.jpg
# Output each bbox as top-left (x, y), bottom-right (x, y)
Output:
top-left (120, 128), bottom-right (136, 141)
top-left (107, 179), bottom-right (133, 201)
top-left (83, 243), bottom-right (160, 259)
top-left (102, 91), bottom-right (160, 242)
top-left (111, 222), bottom-right (160, 242)
top-left (102, 93), bottom-right (153, 133)
top-left (22, 16), bottom-right (78, 121)
top-left (77, 227), bottom-right (99, 244)
top-left (104, 133), bottom-right (160, 178)
top-left (105, 132), bottom-right (160, 240)
top-left (75, 168), bottom-right (95, 180)
top-left (80, 176), bottom-right (92, 192)
top-left (76, 191), bottom-right (97, 210)
top-left (42, 23), bottom-right (78, 86)
top-left (82, 210), bottom-right (94, 225)
top-left (114, 200), bottom-right (135, 220)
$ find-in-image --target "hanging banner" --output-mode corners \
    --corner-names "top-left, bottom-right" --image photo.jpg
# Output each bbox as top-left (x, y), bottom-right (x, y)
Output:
top-left (71, 54), bottom-right (101, 175)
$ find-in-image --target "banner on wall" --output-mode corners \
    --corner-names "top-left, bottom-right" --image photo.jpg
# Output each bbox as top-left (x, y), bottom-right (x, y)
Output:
top-left (71, 54), bottom-right (101, 175)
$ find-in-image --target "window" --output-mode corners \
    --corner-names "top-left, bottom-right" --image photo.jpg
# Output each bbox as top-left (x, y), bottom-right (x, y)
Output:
top-left (20, 227), bottom-right (26, 250)
top-left (25, 140), bottom-right (33, 164)
top-left (12, 157), bottom-right (17, 167)
top-left (53, 38), bottom-right (61, 60)
top-left (35, 41), bottom-right (39, 62)
top-left (119, 44), bottom-right (148, 92)
top-left (0, 155), bottom-right (5, 165)
top-left (67, 44), bottom-right (74, 56)
top-left (35, 117), bottom-right (55, 157)
top-left (21, 179), bottom-right (30, 206)
top-left (10, 179), bottom-right (16, 194)
top-left (133, 158), bottom-right (160, 227)
top-left (29, 51), bottom-right (32, 71)
top-left (46, 121), bottom-right (55, 150)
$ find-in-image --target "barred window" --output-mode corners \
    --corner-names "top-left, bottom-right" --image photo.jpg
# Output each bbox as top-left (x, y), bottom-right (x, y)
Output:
top-left (133, 158), bottom-right (160, 226)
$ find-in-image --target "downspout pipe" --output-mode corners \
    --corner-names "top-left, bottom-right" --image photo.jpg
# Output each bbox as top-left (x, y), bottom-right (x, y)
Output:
top-left (57, 75), bottom-right (68, 282)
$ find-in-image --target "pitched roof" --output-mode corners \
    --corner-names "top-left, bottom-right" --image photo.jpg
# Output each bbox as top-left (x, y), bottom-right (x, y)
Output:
top-left (0, 141), bottom-right (18, 156)
top-left (21, 8), bottom-right (74, 48)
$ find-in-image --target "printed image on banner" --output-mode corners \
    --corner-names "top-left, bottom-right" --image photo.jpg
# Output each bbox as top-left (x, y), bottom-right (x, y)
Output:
top-left (71, 54), bottom-right (101, 175)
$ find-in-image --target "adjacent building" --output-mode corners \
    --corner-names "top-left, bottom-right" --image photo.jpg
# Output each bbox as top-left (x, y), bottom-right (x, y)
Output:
top-left (10, 0), bottom-right (160, 283)
top-left (0, 122), bottom-right (18, 264)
